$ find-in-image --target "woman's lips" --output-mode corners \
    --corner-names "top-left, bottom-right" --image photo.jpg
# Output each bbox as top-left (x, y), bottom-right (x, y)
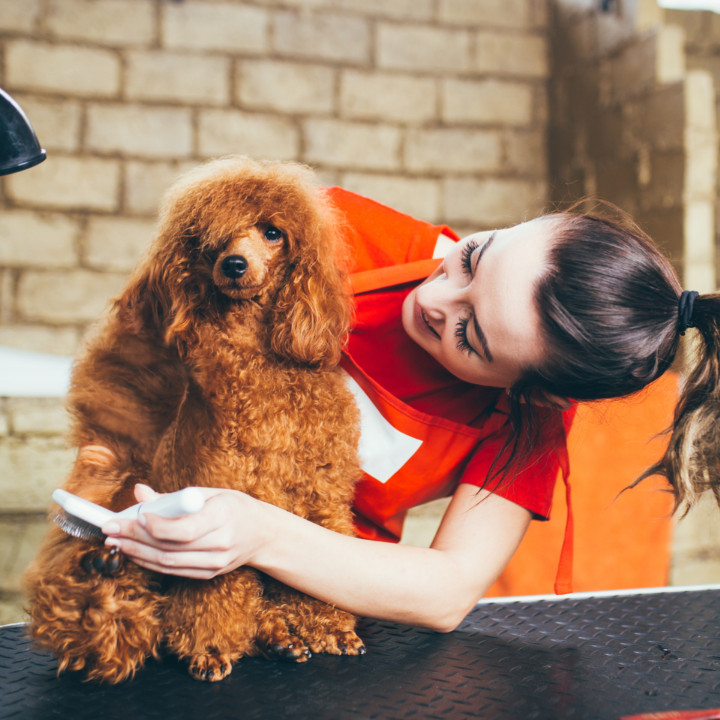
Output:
top-left (415, 299), bottom-right (440, 340)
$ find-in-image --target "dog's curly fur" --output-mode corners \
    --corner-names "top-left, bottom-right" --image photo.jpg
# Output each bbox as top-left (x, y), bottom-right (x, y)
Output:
top-left (23, 156), bottom-right (364, 683)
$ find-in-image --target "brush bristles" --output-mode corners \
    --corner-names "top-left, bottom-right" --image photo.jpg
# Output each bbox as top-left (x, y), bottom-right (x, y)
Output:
top-left (51, 510), bottom-right (106, 541)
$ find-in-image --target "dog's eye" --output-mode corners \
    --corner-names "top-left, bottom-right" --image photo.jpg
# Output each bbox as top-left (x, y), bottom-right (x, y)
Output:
top-left (264, 225), bottom-right (283, 242)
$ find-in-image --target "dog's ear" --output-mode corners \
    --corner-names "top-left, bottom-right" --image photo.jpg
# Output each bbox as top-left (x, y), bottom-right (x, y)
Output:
top-left (114, 236), bottom-right (207, 350)
top-left (270, 211), bottom-right (351, 369)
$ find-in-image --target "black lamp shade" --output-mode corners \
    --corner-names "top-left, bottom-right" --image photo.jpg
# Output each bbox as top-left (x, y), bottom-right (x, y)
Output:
top-left (0, 89), bottom-right (46, 176)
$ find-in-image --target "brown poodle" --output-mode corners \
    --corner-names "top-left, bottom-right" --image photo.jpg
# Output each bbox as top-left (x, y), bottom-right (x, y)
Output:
top-left (23, 156), bottom-right (364, 683)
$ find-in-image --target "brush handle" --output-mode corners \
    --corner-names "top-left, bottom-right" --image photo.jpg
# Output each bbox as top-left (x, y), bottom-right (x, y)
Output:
top-left (52, 489), bottom-right (115, 527)
top-left (115, 487), bottom-right (205, 520)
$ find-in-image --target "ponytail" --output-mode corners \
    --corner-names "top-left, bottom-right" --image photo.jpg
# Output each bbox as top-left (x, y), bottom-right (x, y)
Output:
top-left (513, 208), bottom-right (720, 513)
top-left (638, 292), bottom-right (720, 512)
top-left (473, 206), bottom-right (720, 512)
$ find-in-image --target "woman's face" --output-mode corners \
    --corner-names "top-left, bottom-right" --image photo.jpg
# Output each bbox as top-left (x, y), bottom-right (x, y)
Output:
top-left (401, 217), bottom-right (556, 388)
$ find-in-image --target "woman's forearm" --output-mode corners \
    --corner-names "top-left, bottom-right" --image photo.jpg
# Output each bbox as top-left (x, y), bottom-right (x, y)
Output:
top-left (106, 484), bottom-right (531, 631)
top-left (252, 502), bottom-right (469, 630)
top-left (250, 487), bottom-right (531, 631)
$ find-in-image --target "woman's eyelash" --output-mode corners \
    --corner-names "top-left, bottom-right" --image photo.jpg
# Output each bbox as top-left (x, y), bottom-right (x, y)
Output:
top-left (455, 316), bottom-right (475, 356)
top-left (460, 240), bottom-right (480, 275)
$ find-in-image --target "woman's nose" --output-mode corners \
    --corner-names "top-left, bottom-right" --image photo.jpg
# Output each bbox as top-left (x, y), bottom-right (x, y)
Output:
top-left (426, 272), bottom-right (469, 312)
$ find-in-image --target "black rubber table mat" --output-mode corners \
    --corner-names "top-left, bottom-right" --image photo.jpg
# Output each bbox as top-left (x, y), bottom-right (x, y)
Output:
top-left (3, 588), bottom-right (720, 719)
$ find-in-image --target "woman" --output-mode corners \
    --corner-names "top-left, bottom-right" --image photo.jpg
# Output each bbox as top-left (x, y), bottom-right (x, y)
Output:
top-left (100, 188), bottom-right (720, 632)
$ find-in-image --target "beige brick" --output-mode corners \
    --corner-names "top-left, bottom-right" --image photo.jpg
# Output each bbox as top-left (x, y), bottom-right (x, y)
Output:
top-left (85, 217), bottom-right (156, 272)
top-left (404, 129), bottom-right (502, 173)
top-left (0, 271), bottom-right (12, 323)
top-left (162, 2), bottom-right (268, 53)
top-left (626, 84), bottom-right (684, 153)
top-left (504, 129), bottom-right (548, 176)
top-left (0, 211), bottom-right (78, 269)
top-left (685, 69), bottom-right (716, 134)
top-left (0, 0), bottom-right (41, 32)
top-left (17, 270), bottom-right (126, 324)
top-left (443, 177), bottom-right (547, 226)
top-left (608, 27), bottom-right (685, 105)
top-left (671, 555), bottom-right (720, 586)
top-left (7, 398), bottom-right (68, 436)
top-left (377, 24), bottom-right (471, 73)
top-left (124, 161), bottom-right (197, 215)
top-left (474, 32), bottom-right (549, 78)
top-left (9, 96), bottom-right (81, 153)
top-left (685, 128), bottom-right (717, 201)
top-left (126, 52), bottom-right (230, 105)
top-left (0, 408), bottom-right (8, 438)
top-left (5, 41), bottom-right (120, 98)
top-left (530, 0), bottom-right (550, 29)
top-left (239, 61), bottom-right (335, 114)
top-left (340, 72), bottom-right (436, 123)
top-left (199, 110), bottom-right (300, 161)
top-left (313, 168), bottom-right (341, 188)
top-left (340, 173), bottom-right (441, 222)
top-left (663, 9), bottom-right (705, 44)
top-left (672, 493), bottom-right (720, 556)
top-left (0, 437), bottom-right (73, 512)
top-left (657, 24), bottom-right (686, 85)
top-left (46, 0), bottom-right (155, 46)
top-left (684, 200), bottom-right (715, 292)
top-left (281, 0), bottom-right (433, 20)
top-left (6, 156), bottom-right (121, 212)
top-left (401, 497), bottom-right (450, 547)
top-left (442, 79), bottom-right (534, 126)
top-left (0, 597), bottom-right (29, 625)
top-left (0, 326), bottom-right (80, 357)
top-left (0, 516), bottom-right (49, 594)
top-left (272, 11), bottom-right (370, 64)
top-left (439, 0), bottom-right (531, 28)
top-left (87, 105), bottom-right (193, 159)
top-left (303, 119), bottom-right (401, 170)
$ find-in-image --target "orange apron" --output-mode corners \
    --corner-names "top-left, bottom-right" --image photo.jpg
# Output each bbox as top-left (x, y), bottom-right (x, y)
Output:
top-left (345, 260), bottom-right (576, 594)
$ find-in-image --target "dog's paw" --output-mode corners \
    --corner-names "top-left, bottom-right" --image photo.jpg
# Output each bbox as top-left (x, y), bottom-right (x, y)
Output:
top-left (308, 629), bottom-right (366, 657)
top-left (188, 651), bottom-right (234, 682)
top-left (266, 635), bottom-right (313, 663)
top-left (80, 546), bottom-right (123, 577)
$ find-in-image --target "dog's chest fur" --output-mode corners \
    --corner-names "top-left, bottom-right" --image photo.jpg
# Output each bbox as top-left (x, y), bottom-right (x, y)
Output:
top-left (153, 317), bottom-right (360, 515)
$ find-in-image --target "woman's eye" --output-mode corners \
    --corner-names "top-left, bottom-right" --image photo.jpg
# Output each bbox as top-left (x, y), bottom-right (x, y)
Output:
top-left (264, 225), bottom-right (283, 242)
top-left (460, 239), bottom-right (480, 275)
top-left (455, 316), bottom-right (476, 356)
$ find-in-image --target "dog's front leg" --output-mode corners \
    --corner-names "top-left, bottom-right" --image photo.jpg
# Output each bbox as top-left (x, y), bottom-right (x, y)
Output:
top-left (23, 526), bottom-right (165, 684)
top-left (23, 446), bottom-right (166, 683)
top-left (163, 568), bottom-right (264, 681)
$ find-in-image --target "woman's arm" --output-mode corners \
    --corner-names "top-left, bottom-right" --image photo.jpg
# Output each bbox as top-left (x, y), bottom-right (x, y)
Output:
top-left (103, 483), bottom-right (531, 632)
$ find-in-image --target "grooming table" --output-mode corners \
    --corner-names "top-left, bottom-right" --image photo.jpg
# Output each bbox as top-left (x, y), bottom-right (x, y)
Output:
top-left (3, 586), bottom-right (720, 720)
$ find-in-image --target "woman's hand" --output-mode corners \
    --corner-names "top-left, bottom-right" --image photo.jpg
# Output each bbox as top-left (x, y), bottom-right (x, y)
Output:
top-left (102, 484), bottom-right (269, 579)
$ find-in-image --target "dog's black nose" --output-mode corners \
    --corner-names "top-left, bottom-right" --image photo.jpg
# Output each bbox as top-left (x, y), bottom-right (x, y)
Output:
top-left (221, 255), bottom-right (248, 279)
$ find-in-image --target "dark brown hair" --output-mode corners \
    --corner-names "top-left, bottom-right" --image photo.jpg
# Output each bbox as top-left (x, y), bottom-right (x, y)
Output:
top-left (493, 209), bottom-right (720, 513)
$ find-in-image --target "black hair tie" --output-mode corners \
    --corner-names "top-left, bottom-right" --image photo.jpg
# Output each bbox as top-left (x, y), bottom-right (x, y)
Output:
top-left (678, 290), bottom-right (699, 336)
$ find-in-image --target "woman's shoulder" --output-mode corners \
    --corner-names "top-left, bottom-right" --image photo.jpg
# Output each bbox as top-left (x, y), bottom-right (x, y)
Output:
top-left (324, 187), bottom-right (456, 273)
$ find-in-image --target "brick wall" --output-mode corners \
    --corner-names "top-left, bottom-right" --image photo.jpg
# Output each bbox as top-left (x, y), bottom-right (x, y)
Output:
top-left (665, 8), bottom-right (720, 289)
top-left (548, 0), bottom-right (720, 587)
top-left (549, 0), bottom-right (716, 291)
top-left (0, 0), bottom-right (551, 354)
top-left (2, 0), bottom-right (718, 623)
top-left (0, 0), bottom-right (551, 621)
